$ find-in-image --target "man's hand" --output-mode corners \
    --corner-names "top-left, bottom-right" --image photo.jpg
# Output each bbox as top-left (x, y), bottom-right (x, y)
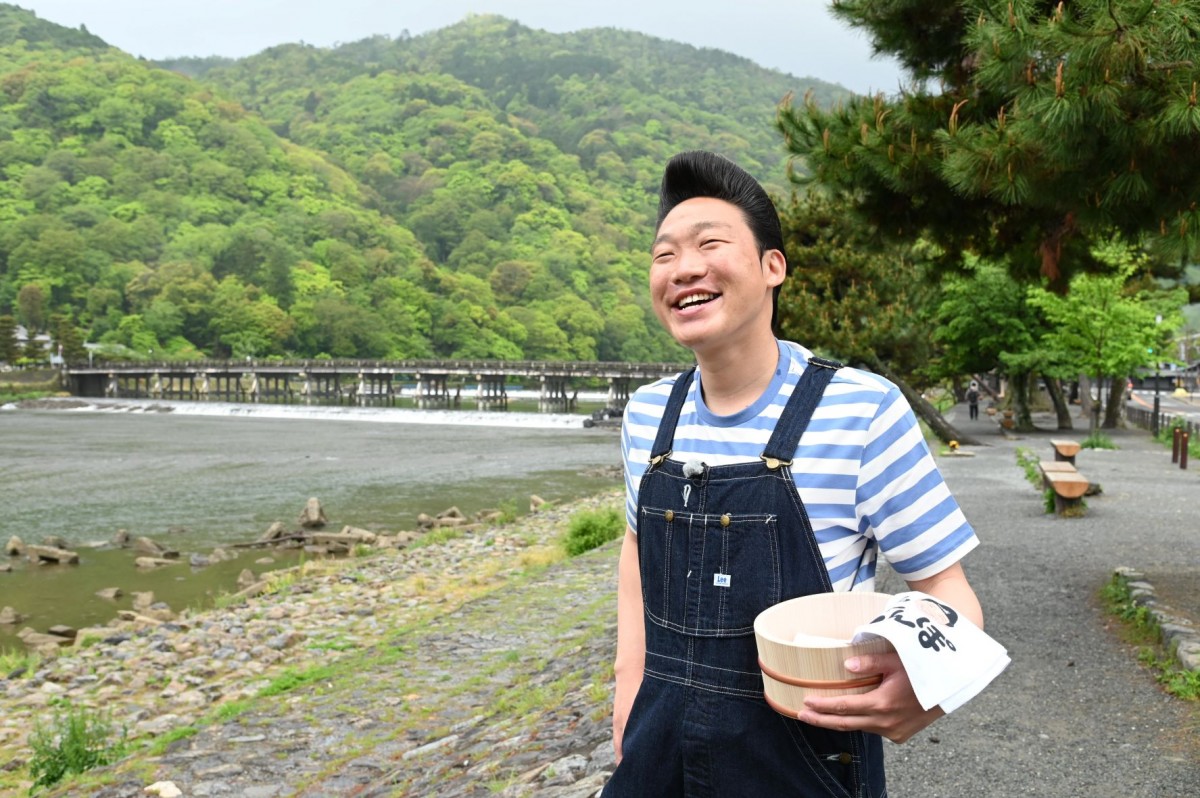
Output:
top-left (796, 651), bottom-right (943, 744)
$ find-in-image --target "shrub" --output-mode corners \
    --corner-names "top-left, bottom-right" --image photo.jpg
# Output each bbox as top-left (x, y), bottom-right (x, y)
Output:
top-left (563, 506), bottom-right (624, 556)
top-left (28, 703), bottom-right (127, 792)
top-left (1081, 431), bottom-right (1117, 450)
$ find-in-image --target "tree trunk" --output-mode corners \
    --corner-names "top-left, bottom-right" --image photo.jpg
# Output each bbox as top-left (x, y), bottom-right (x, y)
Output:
top-left (867, 359), bottom-right (982, 446)
top-left (1010, 371), bottom-right (1036, 431)
top-left (1042, 375), bottom-right (1073, 430)
top-left (1103, 375), bottom-right (1126, 428)
top-left (1078, 373), bottom-right (1094, 421)
top-left (1090, 372), bottom-right (1104, 433)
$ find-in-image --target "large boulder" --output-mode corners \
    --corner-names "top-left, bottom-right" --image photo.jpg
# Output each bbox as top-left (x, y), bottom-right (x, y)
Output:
top-left (5, 536), bottom-right (24, 557)
top-left (298, 498), bottom-right (328, 529)
top-left (0, 606), bottom-right (26, 625)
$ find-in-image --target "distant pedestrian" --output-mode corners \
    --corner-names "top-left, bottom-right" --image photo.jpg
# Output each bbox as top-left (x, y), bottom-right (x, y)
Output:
top-left (967, 382), bottom-right (980, 420)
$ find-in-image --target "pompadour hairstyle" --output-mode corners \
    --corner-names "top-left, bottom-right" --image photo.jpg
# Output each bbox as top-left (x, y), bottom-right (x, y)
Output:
top-left (655, 151), bottom-right (788, 327)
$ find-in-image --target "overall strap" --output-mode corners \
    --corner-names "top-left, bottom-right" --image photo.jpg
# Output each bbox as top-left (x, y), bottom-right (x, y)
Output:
top-left (648, 366), bottom-right (696, 465)
top-left (760, 356), bottom-right (842, 468)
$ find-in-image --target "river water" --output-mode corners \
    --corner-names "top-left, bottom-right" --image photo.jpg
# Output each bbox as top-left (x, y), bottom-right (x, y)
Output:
top-left (0, 398), bottom-right (624, 648)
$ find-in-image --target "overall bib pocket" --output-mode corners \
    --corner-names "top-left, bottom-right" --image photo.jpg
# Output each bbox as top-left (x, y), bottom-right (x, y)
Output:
top-left (639, 506), bottom-right (782, 636)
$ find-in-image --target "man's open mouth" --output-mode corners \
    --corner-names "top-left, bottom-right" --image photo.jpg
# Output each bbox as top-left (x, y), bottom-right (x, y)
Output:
top-left (676, 293), bottom-right (720, 310)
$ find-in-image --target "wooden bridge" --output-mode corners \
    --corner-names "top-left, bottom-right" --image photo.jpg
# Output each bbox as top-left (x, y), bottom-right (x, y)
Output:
top-left (63, 359), bottom-right (690, 413)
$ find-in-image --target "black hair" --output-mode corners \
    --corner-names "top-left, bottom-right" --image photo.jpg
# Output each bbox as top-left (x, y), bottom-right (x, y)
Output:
top-left (655, 151), bottom-right (787, 327)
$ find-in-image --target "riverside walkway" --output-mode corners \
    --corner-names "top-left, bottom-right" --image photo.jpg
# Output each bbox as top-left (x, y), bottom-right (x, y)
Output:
top-left (22, 406), bottom-right (1200, 797)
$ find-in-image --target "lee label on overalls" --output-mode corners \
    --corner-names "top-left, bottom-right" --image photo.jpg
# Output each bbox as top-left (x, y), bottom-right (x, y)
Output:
top-left (713, 573), bottom-right (731, 587)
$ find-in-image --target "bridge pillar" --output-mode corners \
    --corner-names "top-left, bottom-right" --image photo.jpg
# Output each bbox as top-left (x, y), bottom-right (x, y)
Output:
top-left (194, 372), bottom-right (210, 400)
top-left (539, 375), bottom-right (571, 413)
top-left (296, 371), bottom-right (312, 405)
top-left (356, 371), bottom-right (368, 406)
top-left (476, 374), bottom-right (508, 410)
top-left (106, 371), bottom-right (119, 398)
top-left (415, 373), bottom-right (450, 409)
top-left (150, 371), bottom-right (164, 399)
top-left (241, 372), bottom-right (260, 403)
top-left (607, 377), bottom-right (631, 412)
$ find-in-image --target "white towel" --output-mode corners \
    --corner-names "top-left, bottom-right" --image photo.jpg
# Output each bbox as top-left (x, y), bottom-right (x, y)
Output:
top-left (850, 591), bottom-right (1010, 714)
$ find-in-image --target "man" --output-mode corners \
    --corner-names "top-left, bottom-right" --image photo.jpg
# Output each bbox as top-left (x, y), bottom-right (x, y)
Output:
top-left (967, 382), bottom-right (981, 420)
top-left (603, 151), bottom-right (983, 797)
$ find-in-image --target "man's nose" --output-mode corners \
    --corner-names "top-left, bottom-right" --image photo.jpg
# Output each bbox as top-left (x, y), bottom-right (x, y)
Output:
top-left (673, 248), bottom-right (708, 280)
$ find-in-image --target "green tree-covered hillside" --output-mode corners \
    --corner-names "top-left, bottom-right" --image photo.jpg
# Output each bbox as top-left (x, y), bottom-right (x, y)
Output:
top-left (0, 5), bottom-right (851, 362)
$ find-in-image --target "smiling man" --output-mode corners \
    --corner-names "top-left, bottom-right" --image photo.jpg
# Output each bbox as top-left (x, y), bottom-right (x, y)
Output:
top-left (602, 151), bottom-right (984, 797)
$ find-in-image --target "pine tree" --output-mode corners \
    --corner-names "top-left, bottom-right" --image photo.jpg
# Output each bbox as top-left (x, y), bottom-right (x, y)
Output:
top-left (0, 315), bottom-right (18, 364)
top-left (778, 0), bottom-right (1200, 289)
top-left (53, 316), bottom-right (88, 364)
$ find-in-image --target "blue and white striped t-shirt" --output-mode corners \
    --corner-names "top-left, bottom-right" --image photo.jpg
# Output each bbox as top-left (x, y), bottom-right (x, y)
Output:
top-left (621, 340), bottom-right (978, 593)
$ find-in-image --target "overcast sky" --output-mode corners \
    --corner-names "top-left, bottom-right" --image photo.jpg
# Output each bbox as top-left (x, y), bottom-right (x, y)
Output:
top-left (18, 0), bottom-right (904, 95)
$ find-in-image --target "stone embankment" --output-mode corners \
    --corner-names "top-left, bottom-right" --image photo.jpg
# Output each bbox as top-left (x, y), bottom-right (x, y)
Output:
top-left (1, 491), bottom-right (625, 797)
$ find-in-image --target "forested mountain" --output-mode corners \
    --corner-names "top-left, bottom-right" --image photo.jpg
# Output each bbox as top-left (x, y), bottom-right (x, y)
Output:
top-left (0, 5), bottom-right (853, 362)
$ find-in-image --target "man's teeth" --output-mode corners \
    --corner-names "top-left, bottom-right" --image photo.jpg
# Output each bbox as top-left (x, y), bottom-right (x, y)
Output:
top-left (678, 293), bottom-right (717, 309)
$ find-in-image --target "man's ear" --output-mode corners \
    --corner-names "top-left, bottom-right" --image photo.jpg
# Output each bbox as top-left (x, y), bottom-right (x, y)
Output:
top-left (762, 249), bottom-right (787, 288)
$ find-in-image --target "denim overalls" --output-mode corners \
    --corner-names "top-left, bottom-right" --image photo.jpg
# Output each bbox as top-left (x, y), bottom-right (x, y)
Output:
top-left (603, 357), bottom-right (887, 798)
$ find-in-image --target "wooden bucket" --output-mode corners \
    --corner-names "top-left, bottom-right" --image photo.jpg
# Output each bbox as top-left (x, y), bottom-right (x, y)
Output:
top-left (753, 592), bottom-right (895, 718)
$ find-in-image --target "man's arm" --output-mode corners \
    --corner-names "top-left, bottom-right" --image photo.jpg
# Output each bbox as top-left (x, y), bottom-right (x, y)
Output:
top-left (612, 527), bottom-right (645, 763)
top-left (796, 562), bottom-right (981, 743)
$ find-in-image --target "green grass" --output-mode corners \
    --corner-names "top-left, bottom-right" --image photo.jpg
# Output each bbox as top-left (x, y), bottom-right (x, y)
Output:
top-left (0, 649), bottom-right (40, 678)
top-left (410, 527), bottom-right (466, 549)
top-left (1015, 446), bottom-right (1042, 489)
top-left (144, 726), bottom-right (199, 756)
top-left (562, 505), bottom-right (624, 556)
top-left (1100, 574), bottom-right (1200, 701)
top-left (258, 664), bottom-right (338, 697)
top-left (1081, 431), bottom-right (1117, 450)
top-left (1155, 418), bottom-right (1200, 462)
top-left (27, 703), bottom-right (127, 793)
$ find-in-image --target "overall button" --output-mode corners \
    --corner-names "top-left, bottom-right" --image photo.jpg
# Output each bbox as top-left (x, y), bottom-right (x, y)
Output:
top-left (720, 514), bottom-right (731, 527)
top-left (665, 510), bottom-right (674, 522)
top-left (838, 752), bottom-right (853, 765)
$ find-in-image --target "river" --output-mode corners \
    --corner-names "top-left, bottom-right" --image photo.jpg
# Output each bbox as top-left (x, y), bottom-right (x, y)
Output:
top-left (0, 398), bottom-right (624, 648)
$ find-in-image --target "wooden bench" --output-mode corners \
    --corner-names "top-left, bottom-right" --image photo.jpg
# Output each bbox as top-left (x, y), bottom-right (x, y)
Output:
top-left (1049, 438), bottom-right (1081, 465)
top-left (1038, 460), bottom-right (1090, 515)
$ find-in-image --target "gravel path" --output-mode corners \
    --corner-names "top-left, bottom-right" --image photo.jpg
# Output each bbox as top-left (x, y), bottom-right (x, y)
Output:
top-left (9, 407), bottom-right (1199, 797)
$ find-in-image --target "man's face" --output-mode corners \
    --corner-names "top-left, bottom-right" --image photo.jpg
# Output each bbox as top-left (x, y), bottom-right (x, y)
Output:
top-left (650, 197), bottom-right (784, 356)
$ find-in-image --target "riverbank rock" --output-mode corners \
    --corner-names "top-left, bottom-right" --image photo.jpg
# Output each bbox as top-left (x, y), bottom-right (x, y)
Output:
top-left (257, 521), bottom-right (290, 543)
top-left (135, 556), bottom-right (180, 569)
top-left (40, 535), bottom-right (69, 549)
top-left (96, 587), bottom-right (123, 600)
top-left (145, 781), bottom-right (183, 798)
top-left (133, 537), bottom-right (176, 558)
top-left (298, 498), bottom-right (328, 528)
top-left (112, 528), bottom-right (130, 546)
top-left (530, 494), bottom-right (547, 511)
top-left (0, 606), bottom-right (25, 625)
top-left (4, 536), bottom-right (23, 556)
top-left (26, 544), bottom-right (80, 565)
top-left (237, 569), bottom-right (258, 590)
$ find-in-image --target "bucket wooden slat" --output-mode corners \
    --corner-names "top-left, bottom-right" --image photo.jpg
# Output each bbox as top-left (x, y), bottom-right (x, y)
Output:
top-left (754, 592), bottom-right (894, 713)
